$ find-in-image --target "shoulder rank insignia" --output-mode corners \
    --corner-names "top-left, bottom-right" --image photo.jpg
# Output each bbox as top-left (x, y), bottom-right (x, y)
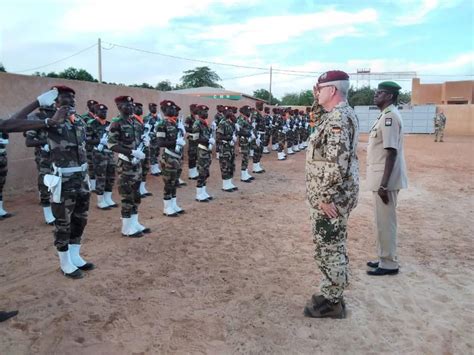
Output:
top-left (385, 117), bottom-right (392, 126)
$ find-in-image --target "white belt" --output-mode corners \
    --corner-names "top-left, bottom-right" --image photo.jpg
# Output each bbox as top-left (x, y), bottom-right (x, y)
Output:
top-left (258, 131), bottom-right (265, 134)
top-left (164, 148), bottom-right (181, 159)
top-left (188, 133), bottom-right (199, 141)
top-left (118, 153), bottom-right (131, 162)
top-left (54, 163), bottom-right (88, 175)
top-left (0, 148), bottom-right (6, 153)
top-left (95, 147), bottom-right (112, 153)
top-left (198, 144), bottom-right (208, 151)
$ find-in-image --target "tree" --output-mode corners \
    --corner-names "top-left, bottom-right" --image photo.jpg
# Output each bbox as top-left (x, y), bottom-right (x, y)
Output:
top-left (58, 67), bottom-right (97, 82)
top-left (156, 80), bottom-right (173, 91)
top-left (348, 86), bottom-right (374, 106)
top-left (0, 63), bottom-right (6, 72)
top-left (129, 82), bottom-right (154, 89)
top-left (280, 93), bottom-right (300, 106)
top-left (398, 91), bottom-right (411, 104)
top-left (252, 88), bottom-right (280, 105)
top-left (180, 66), bottom-right (222, 88)
top-left (280, 90), bottom-right (314, 106)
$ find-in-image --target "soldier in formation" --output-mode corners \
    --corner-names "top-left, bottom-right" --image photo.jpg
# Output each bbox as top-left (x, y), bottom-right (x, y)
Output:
top-left (144, 103), bottom-right (162, 176)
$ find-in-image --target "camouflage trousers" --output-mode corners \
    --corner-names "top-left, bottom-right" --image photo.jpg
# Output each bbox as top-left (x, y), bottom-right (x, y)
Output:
top-left (219, 143), bottom-right (235, 180)
top-left (86, 149), bottom-right (95, 179)
top-left (277, 131), bottom-right (286, 152)
top-left (51, 176), bottom-right (90, 251)
top-left (149, 142), bottom-right (160, 165)
top-left (287, 130), bottom-right (295, 147)
top-left (188, 141), bottom-right (198, 169)
top-left (92, 150), bottom-right (116, 195)
top-left (34, 152), bottom-right (52, 206)
top-left (251, 139), bottom-right (263, 164)
top-left (263, 130), bottom-right (271, 148)
top-left (310, 208), bottom-right (349, 302)
top-left (434, 127), bottom-right (445, 141)
top-left (117, 159), bottom-right (142, 218)
top-left (271, 128), bottom-right (278, 146)
top-left (240, 140), bottom-right (250, 170)
top-left (160, 150), bottom-right (181, 200)
top-left (0, 154), bottom-right (7, 200)
top-left (197, 147), bottom-right (211, 188)
top-left (141, 147), bottom-right (150, 182)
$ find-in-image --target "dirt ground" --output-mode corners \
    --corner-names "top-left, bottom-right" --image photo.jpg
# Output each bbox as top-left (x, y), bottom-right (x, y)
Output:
top-left (0, 134), bottom-right (473, 354)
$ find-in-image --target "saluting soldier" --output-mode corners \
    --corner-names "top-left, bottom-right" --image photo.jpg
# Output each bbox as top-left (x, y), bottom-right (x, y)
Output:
top-left (304, 71), bottom-right (359, 318)
top-left (108, 96), bottom-right (150, 238)
top-left (86, 103), bottom-right (117, 210)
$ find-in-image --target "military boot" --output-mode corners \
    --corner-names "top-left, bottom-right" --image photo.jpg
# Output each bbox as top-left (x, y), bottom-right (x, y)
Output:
top-left (304, 296), bottom-right (346, 319)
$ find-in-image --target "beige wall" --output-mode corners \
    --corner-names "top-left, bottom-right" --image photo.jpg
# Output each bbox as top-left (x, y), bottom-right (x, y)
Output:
top-left (0, 72), bottom-right (259, 195)
top-left (437, 104), bottom-right (474, 135)
top-left (412, 78), bottom-right (443, 104)
top-left (412, 78), bottom-right (474, 105)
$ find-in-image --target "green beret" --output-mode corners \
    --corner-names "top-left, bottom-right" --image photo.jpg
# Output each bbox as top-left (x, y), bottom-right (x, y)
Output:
top-left (378, 81), bottom-right (401, 93)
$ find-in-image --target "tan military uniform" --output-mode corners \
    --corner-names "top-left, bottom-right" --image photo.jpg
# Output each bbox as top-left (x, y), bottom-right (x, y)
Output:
top-left (305, 101), bottom-right (359, 302)
top-left (367, 104), bottom-right (408, 270)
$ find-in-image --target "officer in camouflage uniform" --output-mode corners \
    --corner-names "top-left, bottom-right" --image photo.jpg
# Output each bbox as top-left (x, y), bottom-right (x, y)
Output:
top-left (185, 104), bottom-right (199, 179)
top-left (81, 100), bottom-right (98, 192)
top-left (217, 110), bottom-right (238, 192)
top-left (262, 106), bottom-right (272, 154)
top-left (304, 71), bottom-right (359, 319)
top-left (434, 109), bottom-right (447, 142)
top-left (144, 103), bottom-right (162, 176)
top-left (155, 100), bottom-right (186, 216)
top-left (44, 86), bottom-right (96, 279)
top-left (251, 102), bottom-right (266, 173)
top-left (214, 105), bottom-right (225, 160)
top-left (236, 105), bottom-right (255, 182)
top-left (24, 105), bottom-right (56, 224)
top-left (108, 96), bottom-right (150, 238)
top-left (133, 103), bottom-right (152, 198)
top-left (86, 103), bottom-right (117, 210)
top-left (192, 104), bottom-right (215, 202)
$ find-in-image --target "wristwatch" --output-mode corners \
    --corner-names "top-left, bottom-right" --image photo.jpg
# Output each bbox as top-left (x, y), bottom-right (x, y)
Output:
top-left (379, 186), bottom-right (388, 191)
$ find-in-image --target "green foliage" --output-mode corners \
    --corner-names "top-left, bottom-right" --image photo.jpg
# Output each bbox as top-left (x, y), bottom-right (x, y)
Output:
top-left (156, 80), bottom-right (173, 91)
top-left (129, 82), bottom-right (154, 89)
top-left (180, 66), bottom-right (222, 88)
top-left (348, 86), bottom-right (374, 106)
top-left (252, 88), bottom-right (280, 105)
top-left (0, 63), bottom-right (6, 72)
top-left (280, 90), bottom-right (314, 106)
top-left (33, 67), bottom-right (97, 82)
top-left (398, 91), bottom-right (411, 104)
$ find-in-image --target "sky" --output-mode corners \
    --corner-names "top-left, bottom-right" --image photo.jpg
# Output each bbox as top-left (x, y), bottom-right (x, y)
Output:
top-left (0, 0), bottom-right (473, 98)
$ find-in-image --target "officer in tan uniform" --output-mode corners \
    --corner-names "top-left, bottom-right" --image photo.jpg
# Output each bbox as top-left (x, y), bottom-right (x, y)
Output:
top-left (366, 81), bottom-right (408, 276)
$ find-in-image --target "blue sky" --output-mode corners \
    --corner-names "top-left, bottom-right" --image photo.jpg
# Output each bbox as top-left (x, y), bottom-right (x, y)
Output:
top-left (0, 0), bottom-right (472, 98)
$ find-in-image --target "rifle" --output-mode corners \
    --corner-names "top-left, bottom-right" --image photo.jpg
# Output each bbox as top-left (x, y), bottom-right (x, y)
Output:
top-left (96, 126), bottom-right (110, 152)
top-left (131, 123), bottom-right (152, 165)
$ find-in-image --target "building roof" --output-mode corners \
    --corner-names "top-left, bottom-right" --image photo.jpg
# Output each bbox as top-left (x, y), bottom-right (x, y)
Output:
top-left (171, 86), bottom-right (264, 102)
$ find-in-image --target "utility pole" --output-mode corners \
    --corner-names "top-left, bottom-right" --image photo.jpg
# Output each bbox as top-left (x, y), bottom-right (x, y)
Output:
top-left (98, 38), bottom-right (102, 83)
top-left (269, 66), bottom-right (273, 105)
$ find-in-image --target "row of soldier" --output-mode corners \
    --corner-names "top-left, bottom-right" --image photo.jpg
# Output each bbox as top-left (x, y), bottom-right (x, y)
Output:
top-left (0, 86), bottom-right (318, 279)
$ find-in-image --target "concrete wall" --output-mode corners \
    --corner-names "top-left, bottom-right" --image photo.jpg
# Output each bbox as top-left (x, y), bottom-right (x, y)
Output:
top-left (412, 78), bottom-right (443, 104)
top-left (0, 72), bottom-right (258, 195)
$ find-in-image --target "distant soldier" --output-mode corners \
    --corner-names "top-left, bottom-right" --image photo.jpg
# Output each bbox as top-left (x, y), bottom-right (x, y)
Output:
top-left (134, 103), bottom-right (152, 198)
top-left (214, 105), bottom-right (225, 160)
top-left (108, 96), bottom-right (150, 238)
top-left (192, 105), bottom-right (215, 202)
top-left (86, 103), bottom-right (117, 210)
top-left (217, 109), bottom-right (239, 192)
top-left (273, 108), bottom-right (287, 161)
top-left (24, 105), bottom-right (56, 224)
top-left (144, 103), bottom-right (162, 176)
top-left (434, 109), bottom-right (447, 142)
top-left (185, 104), bottom-right (199, 179)
top-left (271, 108), bottom-right (279, 151)
top-left (304, 70), bottom-right (359, 318)
top-left (262, 106), bottom-right (272, 154)
top-left (155, 100), bottom-right (186, 217)
top-left (81, 99), bottom-right (98, 191)
top-left (251, 102), bottom-right (266, 173)
top-left (236, 105), bottom-right (255, 183)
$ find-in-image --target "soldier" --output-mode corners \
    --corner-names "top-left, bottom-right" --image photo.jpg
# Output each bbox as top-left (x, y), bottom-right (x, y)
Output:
top-left (366, 81), bottom-right (408, 276)
top-left (192, 105), bottom-right (215, 202)
top-left (275, 108), bottom-right (288, 160)
top-left (86, 103), bottom-right (117, 210)
top-left (434, 109), bottom-right (447, 142)
top-left (108, 96), bottom-right (150, 238)
top-left (24, 105), bottom-right (56, 224)
top-left (133, 103), bottom-right (152, 198)
top-left (251, 102), bottom-right (266, 173)
top-left (81, 100), bottom-right (98, 192)
top-left (262, 106), bottom-right (272, 154)
top-left (304, 71), bottom-right (359, 318)
top-left (0, 126), bottom-right (11, 219)
top-left (45, 86), bottom-right (96, 279)
top-left (236, 105), bottom-right (255, 182)
top-left (271, 108), bottom-right (279, 151)
top-left (216, 109), bottom-right (239, 192)
top-left (185, 104), bottom-right (199, 179)
top-left (155, 100), bottom-right (186, 216)
top-left (214, 105), bottom-right (225, 160)
top-left (144, 103), bottom-right (162, 176)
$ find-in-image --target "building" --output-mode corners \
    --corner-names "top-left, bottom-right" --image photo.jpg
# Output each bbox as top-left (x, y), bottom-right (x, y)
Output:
top-left (412, 78), bottom-right (474, 105)
top-left (171, 86), bottom-right (264, 103)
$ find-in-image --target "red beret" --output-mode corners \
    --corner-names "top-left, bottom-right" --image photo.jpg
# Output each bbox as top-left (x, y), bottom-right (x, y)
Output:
top-left (197, 104), bottom-right (209, 111)
top-left (52, 85), bottom-right (75, 95)
top-left (87, 99), bottom-right (98, 106)
top-left (160, 100), bottom-right (175, 107)
top-left (93, 103), bottom-right (108, 111)
top-left (318, 70), bottom-right (349, 84)
top-left (149, 102), bottom-right (157, 107)
top-left (134, 102), bottom-right (143, 107)
top-left (190, 104), bottom-right (197, 109)
top-left (115, 96), bottom-right (133, 104)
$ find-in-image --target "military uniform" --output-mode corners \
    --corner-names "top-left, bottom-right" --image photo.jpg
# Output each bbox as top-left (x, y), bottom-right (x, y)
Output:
top-left (216, 115), bottom-right (238, 191)
top-left (144, 111), bottom-right (161, 175)
top-left (274, 112), bottom-right (287, 160)
top-left (434, 112), bottom-right (447, 142)
top-left (367, 103), bottom-right (408, 270)
top-left (81, 110), bottom-right (97, 189)
top-left (0, 131), bottom-right (10, 218)
top-left (185, 110), bottom-right (199, 179)
top-left (214, 108), bottom-right (225, 159)
top-left (262, 110), bottom-right (272, 153)
top-left (251, 110), bottom-right (265, 173)
top-left (236, 113), bottom-right (254, 182)
top-left (306, 100), bottom-right (359, 305)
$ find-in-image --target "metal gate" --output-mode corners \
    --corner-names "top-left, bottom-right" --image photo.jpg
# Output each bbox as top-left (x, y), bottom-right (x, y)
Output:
top-left (354, 105), bottom-right (436, 134)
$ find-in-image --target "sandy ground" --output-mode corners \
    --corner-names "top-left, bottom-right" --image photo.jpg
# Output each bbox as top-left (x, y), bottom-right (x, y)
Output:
top-left (0, 134), bottom-right (473, 354)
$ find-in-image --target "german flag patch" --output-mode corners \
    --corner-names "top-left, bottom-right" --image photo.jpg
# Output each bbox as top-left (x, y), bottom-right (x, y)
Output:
top-left (385, 118), bottom-right (392, 126)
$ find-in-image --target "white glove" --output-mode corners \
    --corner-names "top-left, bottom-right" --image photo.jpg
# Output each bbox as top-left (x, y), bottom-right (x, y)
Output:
top-left (283, 126), bottom-right (289, 133)
top-left (131, 149), bottom-right (146, 160)
top-left (208, 144), bottom-right (214, 151)
top-left (252, 122), bottom-right (257, 129)
top-left (176, 136), bottom-right (186, 147)
top-left (292, 126), bottom-right (296, 131)
top-left (41, 144), bottom-right (50, 152)
top-left (178, 121), bottom-right (186, 133)
top-left (0, 138), bottom-right (9, 145)
top-left (250, 132), bottom-right (256, 141)
top-left (256, 137), bottom-right (261, 147)
top-left (211, 121), bottom-right (217, 131)
top-left (143, 135), bottom-right (150, 147)
top-left (235, 123), bottom-right (241, 131)
top-left (100, 136), bottom-right (108, 146)
top-left (208, 137), bottom-right (216, 146)
top-left (37, 88), bottom-right (58, 107)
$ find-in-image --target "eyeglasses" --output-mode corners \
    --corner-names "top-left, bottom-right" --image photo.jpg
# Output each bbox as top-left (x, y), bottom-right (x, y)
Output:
top-left (315, 84), bottom-right (336, 92)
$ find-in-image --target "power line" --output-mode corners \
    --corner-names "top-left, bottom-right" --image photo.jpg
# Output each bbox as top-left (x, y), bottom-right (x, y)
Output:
top-left (11, 43), bottom-right (98, 74)
top-left (221, 72), bottom-right (269, 81)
